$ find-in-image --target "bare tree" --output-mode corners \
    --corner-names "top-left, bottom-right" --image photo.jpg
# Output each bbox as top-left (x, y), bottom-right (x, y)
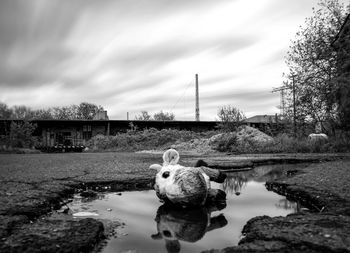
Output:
top-left (0, 102), bottom-right (13, 119)
top-left (52, 105), bottom-right (78, 120)
top-left (11, 105), bottom-right (35, 120)
top-left (135, 111), bottom-right (152, 120)
top-left (217, 105), bottom-right (245, 131)
top-left (77, 102), bottom-right (104, 120)
top-left (153, 111), bottom-right (175, 121)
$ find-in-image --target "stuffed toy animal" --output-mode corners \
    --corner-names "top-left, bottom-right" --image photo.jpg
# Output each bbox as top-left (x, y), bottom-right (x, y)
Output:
top-left (150, 149), bottom-right (226, 207)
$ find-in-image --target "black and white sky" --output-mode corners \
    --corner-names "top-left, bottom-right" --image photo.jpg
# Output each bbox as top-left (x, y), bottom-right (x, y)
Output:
top-left (1, 0), bottom-right (348, 120)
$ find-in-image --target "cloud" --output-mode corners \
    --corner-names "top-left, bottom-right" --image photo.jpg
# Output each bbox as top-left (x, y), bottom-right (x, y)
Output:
top-left (262, 49), bottom-right (287, 66)
top-left (106, 34), bottom-right (257, 75)
top-left (0, 0), bottom-right (82, 88)
top-left (199, 89), bottom-right (278, 110)
top-left (0, 46), bottom-right (73, 88)
top-left (0, 0), bottom-right (328, 120)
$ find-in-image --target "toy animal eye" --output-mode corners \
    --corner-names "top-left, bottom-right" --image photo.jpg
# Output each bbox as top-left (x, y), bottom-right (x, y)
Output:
top-left (163, 230), bottom-right (171, 237)
top-left (162, 171), bottom-right (170, 178)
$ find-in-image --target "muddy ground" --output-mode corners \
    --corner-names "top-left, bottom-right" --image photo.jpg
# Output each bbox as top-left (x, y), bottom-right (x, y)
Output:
top-left (0, 152), bottom-right (349, 252)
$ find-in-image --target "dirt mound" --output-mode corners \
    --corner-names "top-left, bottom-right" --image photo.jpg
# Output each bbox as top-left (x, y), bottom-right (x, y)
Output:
top-left (236, 125), bottom-right (274, 143)
top-left (171, 126), bottom-right (273, 154)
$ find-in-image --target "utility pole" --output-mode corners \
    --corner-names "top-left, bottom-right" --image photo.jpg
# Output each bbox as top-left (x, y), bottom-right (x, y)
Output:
top-left (272, 74), bottom-right (297, 136)
top-left (272, 86), bottom-right (288, 118)
top-left (195, 74), bottom-right (200, 121)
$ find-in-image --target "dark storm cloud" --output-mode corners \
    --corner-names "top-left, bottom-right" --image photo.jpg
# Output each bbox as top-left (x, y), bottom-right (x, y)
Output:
top-left (0, 0), bottom-right (83, 87)
top-left (0, 46), bottom-right (73, 87)
top-left (90, 75), bottom-right (171, 101)
top-left (110, 35), bottom-right (257, 73)
top-left (0, 0), bottom-right (238, 89)
top-left (0, 1), bottom-right (81, 49)
top-left (0, 0), bottom-right (323, 119)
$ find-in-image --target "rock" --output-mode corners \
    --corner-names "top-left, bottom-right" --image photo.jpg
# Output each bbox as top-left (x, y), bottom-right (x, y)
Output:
top-left (0, 218), bottom-right (104, 253)
top-left (240, 214), bottom-right (350, 252)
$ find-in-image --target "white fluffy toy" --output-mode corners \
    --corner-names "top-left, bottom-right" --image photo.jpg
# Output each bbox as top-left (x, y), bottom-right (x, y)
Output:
top-left (150, 149), bottom-right (226, 207)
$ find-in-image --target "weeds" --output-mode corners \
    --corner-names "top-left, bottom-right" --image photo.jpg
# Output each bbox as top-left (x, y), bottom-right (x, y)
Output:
top-left (86, 128), bottom-right (216, 151)
top-left (86, 127), bottom-right (350, 153)
top-left (212, 132), bottom-right (350, 154)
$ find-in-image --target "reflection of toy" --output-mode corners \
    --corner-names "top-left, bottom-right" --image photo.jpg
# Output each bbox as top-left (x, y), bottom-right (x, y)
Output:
top-left (150, 149), bottom-right (226, 207)
top-left (151, 204), bottom-right (227, 253)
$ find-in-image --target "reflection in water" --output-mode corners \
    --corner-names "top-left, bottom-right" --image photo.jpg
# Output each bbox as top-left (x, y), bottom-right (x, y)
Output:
top-left (152, 204), bottom-right (227, 253)
top-left (221, 173), bottom-right (248, 195)
top-left (66, 163), bottom-right (309, 253)
top-left (220, 164), bottom-right (305, 196)
top-left (276, 198), bottom-right (301, 212)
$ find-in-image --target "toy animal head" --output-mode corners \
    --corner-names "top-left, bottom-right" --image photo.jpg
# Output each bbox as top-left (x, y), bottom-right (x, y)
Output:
top-left (149, 148), bottom-right (180, 171)
top-left (151, 204), bottom-right (209, 243)
top-left (150, 149), bottom-right (208, 206)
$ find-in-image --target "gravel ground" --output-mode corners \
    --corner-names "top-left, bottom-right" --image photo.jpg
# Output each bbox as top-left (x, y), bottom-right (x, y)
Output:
top-left (0, 152), bottom-right (349, 252)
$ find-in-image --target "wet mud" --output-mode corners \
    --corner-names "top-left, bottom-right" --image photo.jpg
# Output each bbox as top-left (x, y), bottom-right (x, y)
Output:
top-left (0, 153), bottom-right (349, 252)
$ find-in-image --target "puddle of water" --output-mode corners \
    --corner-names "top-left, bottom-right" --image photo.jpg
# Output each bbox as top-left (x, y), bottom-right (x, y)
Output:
top-left (67, 164), bottom-right (307, 253)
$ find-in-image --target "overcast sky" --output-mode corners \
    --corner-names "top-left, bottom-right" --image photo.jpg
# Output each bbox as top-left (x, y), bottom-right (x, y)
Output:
top-left (0, 0), bottom-right (349, 120)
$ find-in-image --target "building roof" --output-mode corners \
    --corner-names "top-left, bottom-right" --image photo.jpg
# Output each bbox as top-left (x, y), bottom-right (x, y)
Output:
top-left (244, 115), bottom-right (277, 124)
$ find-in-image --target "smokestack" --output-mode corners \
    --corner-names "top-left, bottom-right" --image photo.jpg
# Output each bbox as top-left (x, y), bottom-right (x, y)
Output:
top-left (195, 74), bottom-right (200, 121)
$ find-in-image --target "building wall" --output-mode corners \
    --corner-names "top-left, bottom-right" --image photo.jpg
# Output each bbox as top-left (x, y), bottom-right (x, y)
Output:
top-left (0, 119), bottom-right (219, 147)
top-left (29, 120), bottom-right (219, 147)
top-left (41, 126), bottom-right (86, 147)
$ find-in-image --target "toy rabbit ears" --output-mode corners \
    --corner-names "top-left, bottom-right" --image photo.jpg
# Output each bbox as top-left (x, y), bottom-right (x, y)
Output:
top-left (150, 164), bottom-right (162, 172)
top-left (149, 149), bottom-right (180, 172)
top-left (162, 149), bottom-right (180, 165)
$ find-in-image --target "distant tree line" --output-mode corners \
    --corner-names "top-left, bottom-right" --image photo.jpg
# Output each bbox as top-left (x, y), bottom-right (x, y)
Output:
top-left (134, 110), bottom-right (175, 121)
top-left (0, 102), bottom-right (104, 120)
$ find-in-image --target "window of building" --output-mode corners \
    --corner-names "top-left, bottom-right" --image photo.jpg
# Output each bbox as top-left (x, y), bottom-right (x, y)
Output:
top-left (83, 125), bottom-right (92, 140)
top-left (83, 125), bottom-right (92, 132)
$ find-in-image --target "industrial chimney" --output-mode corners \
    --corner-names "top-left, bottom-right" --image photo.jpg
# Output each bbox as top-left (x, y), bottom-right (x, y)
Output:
top-left (195, 74), bottom-right (200, 121)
